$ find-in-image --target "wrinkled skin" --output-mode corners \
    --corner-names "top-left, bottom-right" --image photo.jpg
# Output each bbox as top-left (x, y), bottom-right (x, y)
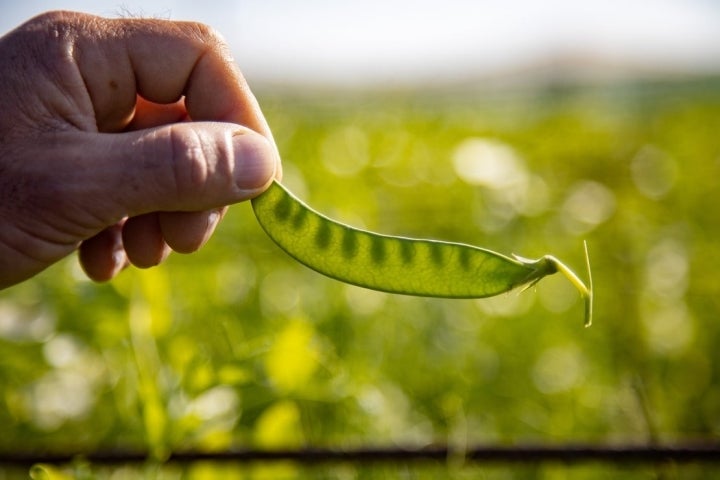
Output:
top-left (0, 11), bottom-right (281, 289)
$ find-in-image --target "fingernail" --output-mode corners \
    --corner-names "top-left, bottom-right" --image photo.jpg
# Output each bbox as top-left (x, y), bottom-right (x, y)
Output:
top-left (207, 209), bottom-right (221, 229)
top-left (200, 209), bottom-right (222, 245)
top-left (110, 243), bottom-right (129, 278)
top-left (232, 131), bottom-right (278, 191)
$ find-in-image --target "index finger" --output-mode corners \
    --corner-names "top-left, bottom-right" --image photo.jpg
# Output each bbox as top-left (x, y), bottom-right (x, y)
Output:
top-left (31, 11), bottom-right (273, 139)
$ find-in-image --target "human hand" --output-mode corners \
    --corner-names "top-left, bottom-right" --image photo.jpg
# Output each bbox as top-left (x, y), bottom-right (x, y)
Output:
top-left (0, 11), bottom-right (281, 289)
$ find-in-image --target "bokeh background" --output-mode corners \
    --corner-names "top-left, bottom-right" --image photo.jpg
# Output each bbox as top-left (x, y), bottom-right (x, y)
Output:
top-left (2, 1), bottom-right (720, 478)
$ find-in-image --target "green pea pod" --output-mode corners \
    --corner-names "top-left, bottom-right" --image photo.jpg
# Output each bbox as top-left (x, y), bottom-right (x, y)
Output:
top-left (252, 181), bottom-right (593, 327)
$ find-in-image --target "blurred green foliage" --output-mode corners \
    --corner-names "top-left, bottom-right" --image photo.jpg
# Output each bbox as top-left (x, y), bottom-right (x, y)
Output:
top-left (1, 78), bottom-right (720, 478)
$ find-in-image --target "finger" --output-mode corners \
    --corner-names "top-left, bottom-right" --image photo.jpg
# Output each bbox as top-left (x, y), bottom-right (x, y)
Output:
top-left (122, 213), bottom-right (171, 268)
top-left (45, 123), bottom-right (277, 232)
top-left (158, 208), bottom-right (225, 254)
top-left (78, 222), bottom-right (129, 282)
top-left (60, 11), bottom-right (274, 140)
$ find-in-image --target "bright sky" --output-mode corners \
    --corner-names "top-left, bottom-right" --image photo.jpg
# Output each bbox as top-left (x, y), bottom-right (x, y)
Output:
top-left (3, 0), bottom-right (720, 86)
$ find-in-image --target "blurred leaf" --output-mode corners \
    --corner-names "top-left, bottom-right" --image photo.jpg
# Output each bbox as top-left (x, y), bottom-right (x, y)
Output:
top-left (264, 318), bottom-right (319, 394)
top-left (138, 268), bottom-right (173, 338)
top-left (254, 400), bottom-right (304, 449)
top-left (29, 464), bottom-right (72, 480)
top-left (127, 271), bottom-right (169, 459)
top-left (217, 364), bottom-right (253, 386)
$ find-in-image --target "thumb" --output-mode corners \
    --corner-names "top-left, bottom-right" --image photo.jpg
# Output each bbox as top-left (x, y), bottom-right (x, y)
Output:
top-left (81, 122), bottom-right (279, 222)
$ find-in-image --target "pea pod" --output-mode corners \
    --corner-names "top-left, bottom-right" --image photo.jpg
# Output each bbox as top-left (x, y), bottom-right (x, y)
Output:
top-left (251, 181), bottom-right (593, 327)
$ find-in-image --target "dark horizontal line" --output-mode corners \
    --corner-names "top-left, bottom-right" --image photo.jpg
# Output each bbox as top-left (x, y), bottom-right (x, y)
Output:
top-left (2, 444), bottom-right (720, 467)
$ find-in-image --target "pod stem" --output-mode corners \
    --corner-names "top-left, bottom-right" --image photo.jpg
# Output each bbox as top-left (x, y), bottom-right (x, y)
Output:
top-left (583, 241), bottom-right (594, 327)
top-left (546, 241), bottom-right (593, 327)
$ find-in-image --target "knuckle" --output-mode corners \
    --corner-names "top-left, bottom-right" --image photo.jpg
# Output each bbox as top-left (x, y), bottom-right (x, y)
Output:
top-left (178, 21), bottom-right (229, 55)
top-left (188, 21), bottom-right (227, 46)
top-left (166, 126), bottom-right (233, 208)
top-left (168, 125), bottom-right (209, 201)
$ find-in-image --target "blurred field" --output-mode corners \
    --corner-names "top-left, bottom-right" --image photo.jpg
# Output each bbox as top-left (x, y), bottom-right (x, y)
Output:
top-left (1, 77), bottom-right (719, 478)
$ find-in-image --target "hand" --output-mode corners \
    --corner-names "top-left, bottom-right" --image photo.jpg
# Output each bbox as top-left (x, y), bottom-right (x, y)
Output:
top-left (0, 11), bottom-right (281, 289)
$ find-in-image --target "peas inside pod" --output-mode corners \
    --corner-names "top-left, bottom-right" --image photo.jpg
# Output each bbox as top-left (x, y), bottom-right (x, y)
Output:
top-left (252, 181), bottom-right (593, 327)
